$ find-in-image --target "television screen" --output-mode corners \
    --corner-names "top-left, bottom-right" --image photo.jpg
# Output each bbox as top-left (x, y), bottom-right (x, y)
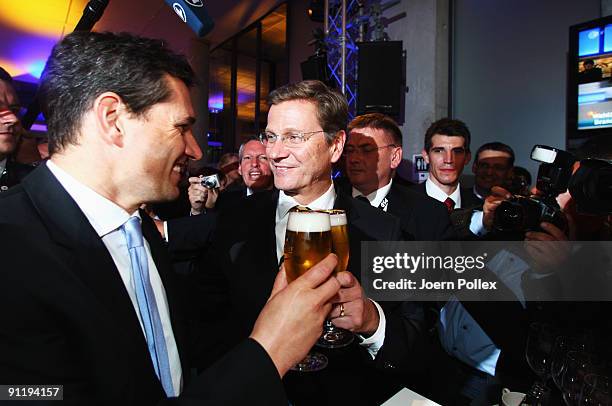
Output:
top-left (568, 16), bottom-right (612, 142)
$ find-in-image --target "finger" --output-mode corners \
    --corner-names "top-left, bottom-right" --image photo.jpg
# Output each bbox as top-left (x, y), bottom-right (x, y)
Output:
top-left (311, 274), bottom-right (342, 305)
top-left (270, 265), bottom-right (288, 298)
top-left (490, 186), bottom-right (512, 199)
top-left (539, 222), bottom-right (567, 240)
top-left (188, 176), bottom-right (201, 184)
top-left (295, 254), bottom-right (338, 289)
top-left (336, 271), bottom-right (356, 288)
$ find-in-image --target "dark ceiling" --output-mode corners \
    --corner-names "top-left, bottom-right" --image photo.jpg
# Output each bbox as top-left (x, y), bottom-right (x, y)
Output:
top-left (0, 0), bottom-right (283, 82)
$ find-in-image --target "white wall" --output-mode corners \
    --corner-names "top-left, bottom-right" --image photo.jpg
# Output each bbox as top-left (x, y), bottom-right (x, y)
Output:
top-left (453, 0), bottom-right (600, 178)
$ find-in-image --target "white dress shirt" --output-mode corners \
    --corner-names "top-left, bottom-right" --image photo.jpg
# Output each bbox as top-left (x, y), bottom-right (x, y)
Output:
top-left (351, 179), bottom-right (393, 211)
top-left (425, 178), bottom-right (462, 208)
top-left (275, 183), bottom-right (386, 358)
top-left (0, 157), bottom-right (6, 175)
top-left (47, 160), bottom-right (182, 396)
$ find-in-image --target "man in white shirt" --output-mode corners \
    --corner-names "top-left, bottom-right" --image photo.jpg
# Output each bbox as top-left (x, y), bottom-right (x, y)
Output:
top-left (0, 31), bottom-right (340, 405)
top-left (197, 82), bottom-right (415, 405)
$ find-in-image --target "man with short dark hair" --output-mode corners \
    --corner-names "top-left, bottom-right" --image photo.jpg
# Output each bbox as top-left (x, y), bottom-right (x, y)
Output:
top-left (472, 142), bottom-right (514, 202)
top-left (414, 118), bottom-right (480, 210)
top-left (0, 32), bottom-right (340, 405)
top-left (344, 112), bottom-right (454, 241)
top-left (0, 66), bottom-right (33, 192)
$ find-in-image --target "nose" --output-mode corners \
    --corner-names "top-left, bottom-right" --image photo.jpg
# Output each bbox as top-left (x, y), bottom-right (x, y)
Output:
top-left (443, 150), bottom-right (453, 164)
top-left (0, 109), bottom-right (18, 132)
top-left (266, 140), bottom-right (288, 161)
top-left (184, 131), bottom-right (202, 160)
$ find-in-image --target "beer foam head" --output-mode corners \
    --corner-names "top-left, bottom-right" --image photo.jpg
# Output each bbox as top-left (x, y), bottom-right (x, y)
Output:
top-left (287, 211), bottom-right (331, 232)
top-left (329, 212), bottom-right (347, 227)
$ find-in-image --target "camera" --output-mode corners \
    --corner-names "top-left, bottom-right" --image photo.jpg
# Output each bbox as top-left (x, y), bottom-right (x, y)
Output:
top-left (494, 145), bottom-right (575, 233)
top-left (200, 174), bottom-right (220, 189)
top-left (569, 158), bottom-right (612, 215)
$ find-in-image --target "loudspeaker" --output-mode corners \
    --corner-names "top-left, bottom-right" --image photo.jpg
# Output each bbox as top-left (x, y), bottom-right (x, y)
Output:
top-left (301, 54), bottom-right (333, 87)
top-left (357, 41), bottom-right (403, 117)
top-left (165, 0), bottom-right (214, 37)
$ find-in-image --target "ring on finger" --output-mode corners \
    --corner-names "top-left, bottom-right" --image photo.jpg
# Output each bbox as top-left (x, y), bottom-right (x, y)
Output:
top-left (339, 303), bottom-right (345, 318)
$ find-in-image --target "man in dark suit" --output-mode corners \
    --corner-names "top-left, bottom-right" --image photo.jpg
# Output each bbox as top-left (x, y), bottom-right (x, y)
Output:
top-left (0, 31), bottom-right (341, 405)
top-left (194, 81), bottom-right (424, 405)
top-left (344, 113), bottom-right (454, 241)
top-left (410, 118), bottom-right (481, 240)
top-left (0, 66), bottom-right (34, 192)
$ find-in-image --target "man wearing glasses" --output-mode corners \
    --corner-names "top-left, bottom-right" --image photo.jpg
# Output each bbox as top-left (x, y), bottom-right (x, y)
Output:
top-left (344, 113), bottom-right (454, 241)
top-left (0, 66), bottom-right (33, 192)
top-left (197, 81), bottom-right (421, 405)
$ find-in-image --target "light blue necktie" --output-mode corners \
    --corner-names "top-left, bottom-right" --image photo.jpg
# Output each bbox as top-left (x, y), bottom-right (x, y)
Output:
top-left (122, 216), bottom-right (174, 397)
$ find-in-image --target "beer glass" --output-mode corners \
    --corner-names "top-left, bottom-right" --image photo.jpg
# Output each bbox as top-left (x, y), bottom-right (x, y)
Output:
top-left (284, 209), bottom-right (332, 371)
top-left (317, 209), bottom-right (354, 348)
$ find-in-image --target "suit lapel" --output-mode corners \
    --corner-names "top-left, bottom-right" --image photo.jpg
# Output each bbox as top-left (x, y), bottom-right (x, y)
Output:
top-left (21, 165), bottom-right (159, 375)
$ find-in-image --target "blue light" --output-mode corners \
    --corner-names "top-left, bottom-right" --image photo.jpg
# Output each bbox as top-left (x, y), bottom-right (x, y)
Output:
top-left (578, 92), bottom-right (607, 104)
top-left (27, 60), bottom-right (46, 79)
top-left (579, 28), bottom-right (601, 56)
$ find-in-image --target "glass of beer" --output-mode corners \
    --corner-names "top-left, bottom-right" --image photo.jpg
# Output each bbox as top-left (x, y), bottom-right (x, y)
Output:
top-left (284, 209), bottom-right (332, 372)
top-left (317, 209), bottom-right (354, 348)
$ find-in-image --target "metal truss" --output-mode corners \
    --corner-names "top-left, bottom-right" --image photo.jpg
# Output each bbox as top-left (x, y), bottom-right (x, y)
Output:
top-left (325, 0), bottom-right (362, 118)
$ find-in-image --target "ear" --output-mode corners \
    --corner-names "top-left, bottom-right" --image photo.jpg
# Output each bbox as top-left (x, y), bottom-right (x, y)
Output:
top-left (390, 146), bottom-right (403, 169)
top-left (93, 92), bottom-right (124, 147)
top-left (330, 130), bottom-right (346, 164)
top-left (421, 149), bottom-right (430, 164)
top-left (238, 161), bottom-right (243, 176)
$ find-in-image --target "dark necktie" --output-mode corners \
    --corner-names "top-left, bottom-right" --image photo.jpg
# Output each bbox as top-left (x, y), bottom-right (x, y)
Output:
top-left (443, 197), bottom-right (455, 213)
top-left (122, 216), bottom-right (174, 397)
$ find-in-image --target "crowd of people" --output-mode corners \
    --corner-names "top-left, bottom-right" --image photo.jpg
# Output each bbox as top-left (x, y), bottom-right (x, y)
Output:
top-left (0, 31), bottom-right (610, 406)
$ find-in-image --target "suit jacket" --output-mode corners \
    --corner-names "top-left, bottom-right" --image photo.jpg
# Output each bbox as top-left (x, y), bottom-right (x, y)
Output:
top-left (0, 164), bottom-right (286, 405)
top-left (193, 188), bottom-right (424, 405)
top-left (0, 158), bottom-right (34, 192)
top-left (409, 181), bottom-right (480, 240)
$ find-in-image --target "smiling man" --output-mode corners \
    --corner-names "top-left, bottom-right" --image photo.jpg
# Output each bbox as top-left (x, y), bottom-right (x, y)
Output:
top-left (0, 67), bottom-right (33, 192)
top-left (197, 82), bottom-right (428, 405)
top-left (0, 32), bottom-right (341, 405)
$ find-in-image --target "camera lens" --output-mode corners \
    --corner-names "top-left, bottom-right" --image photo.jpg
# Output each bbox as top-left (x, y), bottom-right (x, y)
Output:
top-left (494, 200), bottom-right (526, 232)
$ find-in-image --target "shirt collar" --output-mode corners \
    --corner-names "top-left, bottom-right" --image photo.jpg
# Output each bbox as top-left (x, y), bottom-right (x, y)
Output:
top-left (352, 179), bottom-right (393, 208)
top-left (425, 178), bottom-right (462, 208)
top-left (47, 160), bottom-right (136, 237)
top-left (246, 187), bottom-right (253, 197)
top-left (277, 183), bottom-right (336, 219)
top-left (473, 185), bottom-right (485, 201)
top-left (0, 157), bottom-right (6, 174)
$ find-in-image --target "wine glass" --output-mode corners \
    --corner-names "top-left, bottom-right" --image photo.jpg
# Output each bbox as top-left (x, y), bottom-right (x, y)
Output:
top-left (552, 336), bottom-right (590, 390)
top-left (526, 322), bottom-right (558, 382)
top-left (317, 209), bottom-right (354, 349)
top-left (581, 374), bottom-right (611, 406)
top-left (562, 351), bottom-right (599, 406)
top-left (284, 209), bottom-right (333, 372)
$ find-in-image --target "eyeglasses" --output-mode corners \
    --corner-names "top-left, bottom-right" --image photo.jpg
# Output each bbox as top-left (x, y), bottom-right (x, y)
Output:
top-left (343, 144), bottom-right (397, 156)
top-left (475, 162), bottom-right (511, 172)
top-left (259, 130), bottom-right (327, 147)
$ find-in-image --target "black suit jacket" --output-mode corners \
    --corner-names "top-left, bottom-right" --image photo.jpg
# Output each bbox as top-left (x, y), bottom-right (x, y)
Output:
top-left (0, 164), bottom-right (286, 405)
top-left (0, 158), bottom-right (34, 192)
top-left (194, 188), bottom-right (423, 405)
